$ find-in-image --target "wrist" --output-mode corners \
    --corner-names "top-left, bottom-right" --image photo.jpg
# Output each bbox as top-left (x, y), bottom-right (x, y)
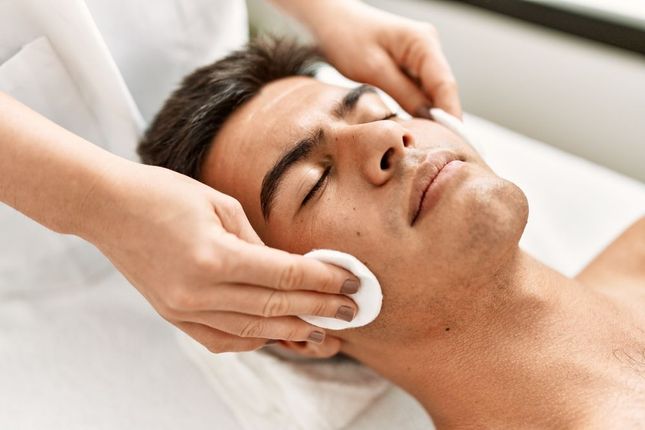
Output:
top-left (70, 151), bottom-right (140, 245)
top-left (0, 92), bottom-right (145, 245)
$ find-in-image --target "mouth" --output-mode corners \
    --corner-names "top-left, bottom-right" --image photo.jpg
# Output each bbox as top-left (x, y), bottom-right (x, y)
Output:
top-left (409, 151), bottom-right (463, 225)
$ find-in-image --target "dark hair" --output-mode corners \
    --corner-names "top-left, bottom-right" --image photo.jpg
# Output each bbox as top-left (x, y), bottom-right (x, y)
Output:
top-left (138, 36), bottom-right (320, 179)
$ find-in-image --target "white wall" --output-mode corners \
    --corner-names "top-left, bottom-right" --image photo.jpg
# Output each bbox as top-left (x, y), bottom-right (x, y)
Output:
top-left (247, 0), bottom-right (645, 182)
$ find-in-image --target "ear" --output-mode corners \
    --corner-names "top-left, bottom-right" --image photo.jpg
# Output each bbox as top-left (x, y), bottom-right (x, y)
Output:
top-left (272, 334), bottom-right (343, 359)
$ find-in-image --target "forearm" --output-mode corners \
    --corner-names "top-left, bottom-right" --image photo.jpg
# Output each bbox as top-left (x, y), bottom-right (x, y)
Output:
top-left (0, 92), bottom-right (131, 239)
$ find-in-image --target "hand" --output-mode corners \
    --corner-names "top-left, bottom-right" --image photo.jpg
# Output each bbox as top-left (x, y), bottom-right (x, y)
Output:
top-left (82, 163), bottom-right (359, 353)
top-left (307, 1), bottom-right (461, 118)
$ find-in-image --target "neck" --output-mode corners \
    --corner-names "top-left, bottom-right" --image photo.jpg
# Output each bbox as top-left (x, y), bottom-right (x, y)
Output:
top-left (342, 249), bottom-right (634, 428)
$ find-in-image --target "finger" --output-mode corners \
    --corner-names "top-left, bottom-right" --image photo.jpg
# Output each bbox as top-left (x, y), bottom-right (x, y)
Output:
top-left (416, 45), bottom-right (462, 118)
top-left (366, 51), bottom-right (432, 118)
top-left (230, 214), bottom-right (264, 246)
top-left (386, 28), bottom-right (462, 118)
top-left (192, 311), bottom-right (327, 343)
top-left (211, 192), bottom-right (264, 245)
top-left (192, 283), bottom-right (358, 320)
top-left (420, 71), bottom-right (461, 119)
top-left (223, 238), bottom-right (360, 295)
top-left (281, 336), bottom-right (343, 359)
top-left (176, 321), bottom-right (267, 353)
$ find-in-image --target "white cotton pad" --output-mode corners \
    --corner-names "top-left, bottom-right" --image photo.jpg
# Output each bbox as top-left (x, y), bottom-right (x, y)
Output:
top-left (429, 108), bottom-right (486, 157)
top-left (300, 249), bottom-right (383, 330)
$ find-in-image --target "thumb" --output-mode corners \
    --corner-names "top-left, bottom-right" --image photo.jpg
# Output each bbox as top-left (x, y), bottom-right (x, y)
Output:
top-left (211, 193), bottom-right (264, 246)
top-left (368, 51), bottom-right (432, 118)
top-left (229, 211), bottom-right (264, 246)
top-left (418, 61), bottom-right (462, 119)
top-left (224, 239), bottom-right (356, 294)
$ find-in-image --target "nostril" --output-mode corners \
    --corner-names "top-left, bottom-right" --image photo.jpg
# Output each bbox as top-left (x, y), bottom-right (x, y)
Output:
top-left (380, 148), bottom-right (394, 170)
top-left (402, 134), bottom-right (411, 147)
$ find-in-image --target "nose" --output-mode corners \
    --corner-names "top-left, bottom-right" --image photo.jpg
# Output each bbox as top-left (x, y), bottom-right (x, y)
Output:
top-left (334, 121), bottom-right (414, 186)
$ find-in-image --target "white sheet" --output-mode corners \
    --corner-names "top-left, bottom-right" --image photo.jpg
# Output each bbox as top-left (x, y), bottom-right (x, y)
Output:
top-left (178, 333), bottom-right (390, 430)
top-left (1, 113), bottom-right (643, 429)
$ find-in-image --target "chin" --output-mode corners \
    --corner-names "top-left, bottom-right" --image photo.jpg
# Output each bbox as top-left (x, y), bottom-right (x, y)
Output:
top-left (466, 176), bottom-right (528, 264)
top-left (422, 173), bottom-right (528, 278)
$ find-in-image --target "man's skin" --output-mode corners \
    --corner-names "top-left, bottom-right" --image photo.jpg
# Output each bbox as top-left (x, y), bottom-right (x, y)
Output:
top-left (201, 76), bottom-right (645, 428)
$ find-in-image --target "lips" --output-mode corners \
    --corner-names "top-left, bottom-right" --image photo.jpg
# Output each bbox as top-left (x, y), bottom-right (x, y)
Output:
top-left (409, 151), bottom-right (460, 225)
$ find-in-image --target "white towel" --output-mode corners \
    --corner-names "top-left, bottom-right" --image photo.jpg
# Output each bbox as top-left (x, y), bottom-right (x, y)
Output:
top-left (177, 331), bottom-right (390, 430)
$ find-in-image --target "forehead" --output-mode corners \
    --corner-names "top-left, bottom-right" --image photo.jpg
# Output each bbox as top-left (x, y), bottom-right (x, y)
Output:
top-left (203, 76), bottom-right (346, 228)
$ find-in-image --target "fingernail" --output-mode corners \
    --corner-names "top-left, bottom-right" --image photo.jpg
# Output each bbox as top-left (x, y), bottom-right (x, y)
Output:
top-left (335, 305), bottom-right (355, 322)
top-left (415, 106), bottom-right (433, 119)
top-left (307, 330), bottom-right (325, 343)
top-left (341, 279), bottom-right (360, 294)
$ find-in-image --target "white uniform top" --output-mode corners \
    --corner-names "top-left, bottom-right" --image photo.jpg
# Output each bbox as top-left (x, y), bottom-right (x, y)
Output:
top-left (0, 5), bottom-right (248, 426)
top-left (0, 0), bottom-right (248, 159)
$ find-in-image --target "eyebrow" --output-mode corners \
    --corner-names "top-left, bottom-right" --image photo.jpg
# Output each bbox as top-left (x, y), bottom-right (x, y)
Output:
top-left (260, 84), bottom-right (378, 220)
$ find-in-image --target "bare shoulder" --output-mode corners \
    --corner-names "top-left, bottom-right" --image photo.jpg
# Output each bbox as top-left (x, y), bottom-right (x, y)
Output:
top-left (576, 216), bottom-right (645, 295)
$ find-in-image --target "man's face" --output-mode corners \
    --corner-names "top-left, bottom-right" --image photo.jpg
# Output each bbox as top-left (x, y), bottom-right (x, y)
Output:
top-left (203, 76), bottom-right (528, 341)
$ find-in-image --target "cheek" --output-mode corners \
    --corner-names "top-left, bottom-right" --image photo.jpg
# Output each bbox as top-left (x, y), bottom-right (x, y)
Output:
top-left (270, 191), bottom-right (394, 272)
top-left (289, 198), bottom-right (375, 254)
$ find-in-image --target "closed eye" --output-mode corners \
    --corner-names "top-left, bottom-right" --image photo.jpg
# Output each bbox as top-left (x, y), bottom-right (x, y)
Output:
top-left (302, 166), bottom-right (331, 206)
top-left (300, 112), bottom-right (396, 207)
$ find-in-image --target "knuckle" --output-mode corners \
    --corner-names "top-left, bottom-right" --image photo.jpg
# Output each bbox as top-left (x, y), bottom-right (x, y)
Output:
top-left (285, 326), bottom-right (302, 342)
top-left (319, 270), bottom-right (337, 292)
top-left (205, 341), bottom-right (225, 354)
top-left (230, 198), bottom-right (244, 216)
top-left (310, 299), bottom-right (329, 317)
top-left (191, 244), bottom-right (223, 275)
top-left (443, 78), bottom-right (459, 91)
top-left (209, 250), bottom-right (225, 276)
top-left (157, 302), bottom-right (183, 323)
top-left (360, 53), bottom-right (385, 78)
top-left (419, 22), bottom-right (438, 37)
top-left (262, 290), bottom-right (289, 317)
top-left (239, 320), bottom-right (264, 338)
top-left (156, 303), bottom-right (178, 321)
top-left (434, 75), bottom-right (458, 93)
top-left (278, 261), bottom-right (304, 290)
top-left (231, 340), bottom-right (264, 353)
top-left (204, 337), bottom-right (258, 354)
top-left (221, 195), bottom-right (243, 218)
top-left (166, 288), bottom-right (196, 311)
top-left (190, 246), bottom-right (212, 271)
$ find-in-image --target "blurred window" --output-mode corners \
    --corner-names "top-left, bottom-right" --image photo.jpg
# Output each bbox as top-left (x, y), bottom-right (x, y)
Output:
top-left (527, 0), bottom-right (645, 30)
top-left (452, 0), bottom-right (645, 55)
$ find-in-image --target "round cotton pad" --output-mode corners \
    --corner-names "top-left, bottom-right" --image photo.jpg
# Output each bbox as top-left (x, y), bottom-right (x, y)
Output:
top-left (429, 108), bottom-right (485, 157)
top-left (300, 249), bottom-right (383, 330)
